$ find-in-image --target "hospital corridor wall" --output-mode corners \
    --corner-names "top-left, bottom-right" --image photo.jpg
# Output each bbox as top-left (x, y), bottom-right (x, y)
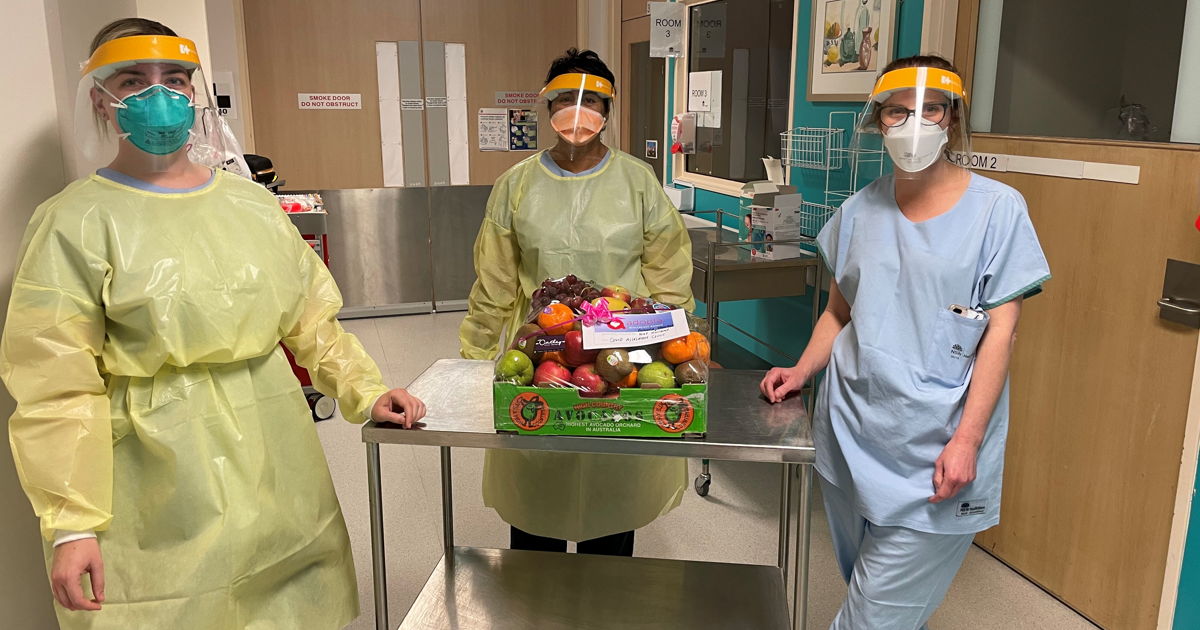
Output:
top-left (0, 1), bottom-right (70, 627)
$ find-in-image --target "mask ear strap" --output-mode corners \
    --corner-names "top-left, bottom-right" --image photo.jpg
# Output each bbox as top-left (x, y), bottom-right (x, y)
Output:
top-left (95, 80), bottom-right (128, 109)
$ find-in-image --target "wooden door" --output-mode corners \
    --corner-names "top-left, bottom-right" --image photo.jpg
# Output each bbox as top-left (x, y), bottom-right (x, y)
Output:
top-left (619, 16), bottom-right (666, 180)
top-left (242, 0), bottom-right (421, 190)
top-left (971, 136), bottom-right (1200, 630)
top-left (420, 0), bottom-right (577, 185)
top-left (243, 0), bottom-right (577, 189)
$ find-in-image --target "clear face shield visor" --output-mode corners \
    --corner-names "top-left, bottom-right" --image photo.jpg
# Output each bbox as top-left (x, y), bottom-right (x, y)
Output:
top-left (540, 73), bottom-right (614, 150)
top-left (74, 35), bottom-right (238, 173)
top-left (850, 66), bottom-right (971, 178)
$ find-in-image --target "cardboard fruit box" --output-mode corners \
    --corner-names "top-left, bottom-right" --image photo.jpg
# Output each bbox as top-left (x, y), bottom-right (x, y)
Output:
top-left (492, 276), bottom-right (711, 438)
top-left (493, 382), bottom-right (707, 438)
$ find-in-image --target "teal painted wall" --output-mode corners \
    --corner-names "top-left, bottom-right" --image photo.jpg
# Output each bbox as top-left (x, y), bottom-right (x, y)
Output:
top-left (677, 0), bottom-right (925, 365)
top-left (1176, 470), bottom-right (1200, 628)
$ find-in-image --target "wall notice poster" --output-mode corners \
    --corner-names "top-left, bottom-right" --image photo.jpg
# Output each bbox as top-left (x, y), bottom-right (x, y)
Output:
top-left (478, 108), bottom-right (508, 151)
top-left (298, 93), bottom-right (362, 109)
top-left (495, 91), bottom-right (540, 106)
top-left (509, 109), bottom-right (538, 151)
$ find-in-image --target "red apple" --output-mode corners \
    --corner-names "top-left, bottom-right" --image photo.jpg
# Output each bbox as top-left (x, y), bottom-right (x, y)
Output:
top-left (628, 297), bottom-right (655, 314)
top-left (601, 285), bottom-right (632, 304)
top-left (571, 364), bottom-right (609, 396)
top-left (562, 330), bottom-right (599, 367)
top-left (533, 360), bottom-right (573, 388)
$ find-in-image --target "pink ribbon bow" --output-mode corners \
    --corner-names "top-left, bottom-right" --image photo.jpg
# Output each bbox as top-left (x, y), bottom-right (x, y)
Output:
top-left (580, 300), bottom-right (616, 327)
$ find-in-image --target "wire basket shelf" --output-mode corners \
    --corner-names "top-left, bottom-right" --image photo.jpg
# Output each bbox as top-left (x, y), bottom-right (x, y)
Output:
top-left (798, 201), bottom-right (837, 237)
top-left (781, 127), bottom-right (846, 170)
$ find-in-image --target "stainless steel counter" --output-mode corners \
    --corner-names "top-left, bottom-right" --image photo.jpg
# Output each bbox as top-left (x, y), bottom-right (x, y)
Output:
top-left (399, 547), bottom-right (790, 630)
top-left (363, 359), bottom-right (814, 464)
top-left (363, 360), bottom-right (815, 630)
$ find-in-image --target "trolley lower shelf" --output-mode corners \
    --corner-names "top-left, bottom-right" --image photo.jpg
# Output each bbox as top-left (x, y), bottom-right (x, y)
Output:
top-left (399, 547), bottom-right (790, 630)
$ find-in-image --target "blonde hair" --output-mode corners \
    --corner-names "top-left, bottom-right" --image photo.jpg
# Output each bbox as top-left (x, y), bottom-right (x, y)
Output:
top-left (87, 18), bottom-right (179, 132)
top-left (89, 18), bottom-right (177, 55)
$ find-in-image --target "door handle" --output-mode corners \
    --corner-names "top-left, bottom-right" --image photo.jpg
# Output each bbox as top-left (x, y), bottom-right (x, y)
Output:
top-left (1159, 260), bottom-right (1200, 328)
top-left (1158, 297), bottom-right (1200, 314)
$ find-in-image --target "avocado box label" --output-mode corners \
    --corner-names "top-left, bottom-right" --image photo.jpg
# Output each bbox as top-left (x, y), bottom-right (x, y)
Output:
top-left (494, 382), bottom-right (707, 437)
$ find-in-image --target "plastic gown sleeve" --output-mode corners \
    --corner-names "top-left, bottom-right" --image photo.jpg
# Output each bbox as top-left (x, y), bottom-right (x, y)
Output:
top-left (1, 205), bottom-right (114, 541)
top-left (281, 235), bottom-right (389, 423)
top-left (460, 187), bottom-right (521, 360)
top-left (641, 188), bottom-right (696, 311)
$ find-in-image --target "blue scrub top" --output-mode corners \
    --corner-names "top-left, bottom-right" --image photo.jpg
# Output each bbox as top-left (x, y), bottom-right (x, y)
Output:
top-left (539, 148), bottom-right (611, 177)
top-left (815, 172), bottom-right (1050, 535)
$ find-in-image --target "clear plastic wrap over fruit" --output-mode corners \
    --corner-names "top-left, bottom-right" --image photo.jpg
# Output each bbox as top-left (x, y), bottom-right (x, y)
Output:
top-left (493, 275), bottom-right (710, 394)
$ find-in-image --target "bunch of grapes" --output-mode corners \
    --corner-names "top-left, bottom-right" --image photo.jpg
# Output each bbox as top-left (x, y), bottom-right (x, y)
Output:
top-left (531, 275), bottom-right (602, 313)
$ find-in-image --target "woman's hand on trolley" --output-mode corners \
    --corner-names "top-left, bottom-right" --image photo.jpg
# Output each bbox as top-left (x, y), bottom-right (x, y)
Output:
top-left (51, 538), bottom-right (104, 612)
top-left (760, 366), bottom-right (808, 404)
top-left (372, 388), bottom-right (427, 428)
top-left (929, 438), bottom-right (979, 503)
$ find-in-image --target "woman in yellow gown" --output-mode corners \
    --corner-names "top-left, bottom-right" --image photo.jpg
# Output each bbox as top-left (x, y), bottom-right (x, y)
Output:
top-left (1, 19), bottom-right (425, 629)
top-left (460, 49), bottom-right (694, 555)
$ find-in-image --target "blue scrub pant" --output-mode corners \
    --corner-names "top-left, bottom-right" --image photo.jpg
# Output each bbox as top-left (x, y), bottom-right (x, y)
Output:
top-left (820, 475), bottom-right (974, 630)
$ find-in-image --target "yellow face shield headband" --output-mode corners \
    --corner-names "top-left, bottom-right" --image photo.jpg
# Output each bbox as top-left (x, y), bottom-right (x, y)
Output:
top-left (870, 67), bottom-right (967, 104)
top-left (539, 73), bottom-right (615, 101)
top-left (81, 35), bottom-right (201, 80)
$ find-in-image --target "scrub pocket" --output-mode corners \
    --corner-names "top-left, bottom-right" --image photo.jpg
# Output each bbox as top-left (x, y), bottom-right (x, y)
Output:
top-left (925, 309), bottom-right (989, 386)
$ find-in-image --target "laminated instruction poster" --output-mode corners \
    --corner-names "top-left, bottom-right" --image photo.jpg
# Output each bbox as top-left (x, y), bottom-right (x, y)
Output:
top-left (478, 108), bottom-right (539, 151)
top-left (509, 109), bottom-right (537, 151)
top-left (478, 108), bottom-right (508, 151)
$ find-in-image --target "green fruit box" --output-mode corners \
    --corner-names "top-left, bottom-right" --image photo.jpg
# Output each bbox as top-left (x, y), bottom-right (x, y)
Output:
top-left (493, 382), bottom-right (707, 438)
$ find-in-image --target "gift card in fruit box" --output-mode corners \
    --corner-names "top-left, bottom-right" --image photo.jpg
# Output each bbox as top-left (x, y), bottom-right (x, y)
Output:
top-left (581, 309), bottom-right (690, 350)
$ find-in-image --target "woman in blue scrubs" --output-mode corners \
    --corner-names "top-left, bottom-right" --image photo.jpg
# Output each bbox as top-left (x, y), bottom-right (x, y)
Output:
top-left (761, 56), bottom-right (1051, 629)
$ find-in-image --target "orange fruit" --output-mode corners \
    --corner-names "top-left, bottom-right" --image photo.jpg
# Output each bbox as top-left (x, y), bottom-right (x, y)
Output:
top-left (693, 333), bottom-right (711, 363)
top-left (616, 367), bottom-right (638, 389)
top-left (541, 351), bottom-right (565, 365)
top-left (537, 303), bottom-right (576, 335)
top-left (661, 332), bottom-right (711, 364)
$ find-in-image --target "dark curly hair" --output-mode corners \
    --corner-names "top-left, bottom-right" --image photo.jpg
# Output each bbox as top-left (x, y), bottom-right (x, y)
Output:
top-left (545, 48), bottom-right (615, 115)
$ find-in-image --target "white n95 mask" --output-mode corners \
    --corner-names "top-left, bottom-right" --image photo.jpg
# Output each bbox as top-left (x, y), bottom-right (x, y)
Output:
top-left (882, 115), bottom-right (949, 173)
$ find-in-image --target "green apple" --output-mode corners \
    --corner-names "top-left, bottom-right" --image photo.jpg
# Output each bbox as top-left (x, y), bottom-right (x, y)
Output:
top-left (637, 361), bottom-right (677, 389)
top-left (495, 349), bottom-right (534, 385)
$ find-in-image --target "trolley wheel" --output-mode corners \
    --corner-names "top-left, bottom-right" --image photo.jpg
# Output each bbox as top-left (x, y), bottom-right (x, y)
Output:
top-left (694, 472), bottom-right (712, 497)
top-left (307, 392), bottom-right (336, 422)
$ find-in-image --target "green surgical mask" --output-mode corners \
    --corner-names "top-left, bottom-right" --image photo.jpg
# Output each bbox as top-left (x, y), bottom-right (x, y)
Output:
top-left (111, 84), bottom-right (196, 155)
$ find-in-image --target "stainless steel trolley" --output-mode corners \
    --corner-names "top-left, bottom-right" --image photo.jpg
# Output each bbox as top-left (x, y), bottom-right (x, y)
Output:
top-left (363, 359), bottom-right (817, 629)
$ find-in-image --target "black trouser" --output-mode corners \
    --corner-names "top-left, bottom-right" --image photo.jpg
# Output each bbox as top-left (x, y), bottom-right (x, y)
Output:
top-left (510, 526), bottom-right (635, 557)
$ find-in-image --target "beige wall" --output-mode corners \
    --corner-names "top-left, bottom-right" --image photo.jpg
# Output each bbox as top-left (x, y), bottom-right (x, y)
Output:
top-left (3, 2), bottom-right (218, 625)
top-left (0, 1), bottom-right (68, 627)
top-left (205, 0), bottom-right (253, 150)
top-left (43, 0), bottom-right (139, 179)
